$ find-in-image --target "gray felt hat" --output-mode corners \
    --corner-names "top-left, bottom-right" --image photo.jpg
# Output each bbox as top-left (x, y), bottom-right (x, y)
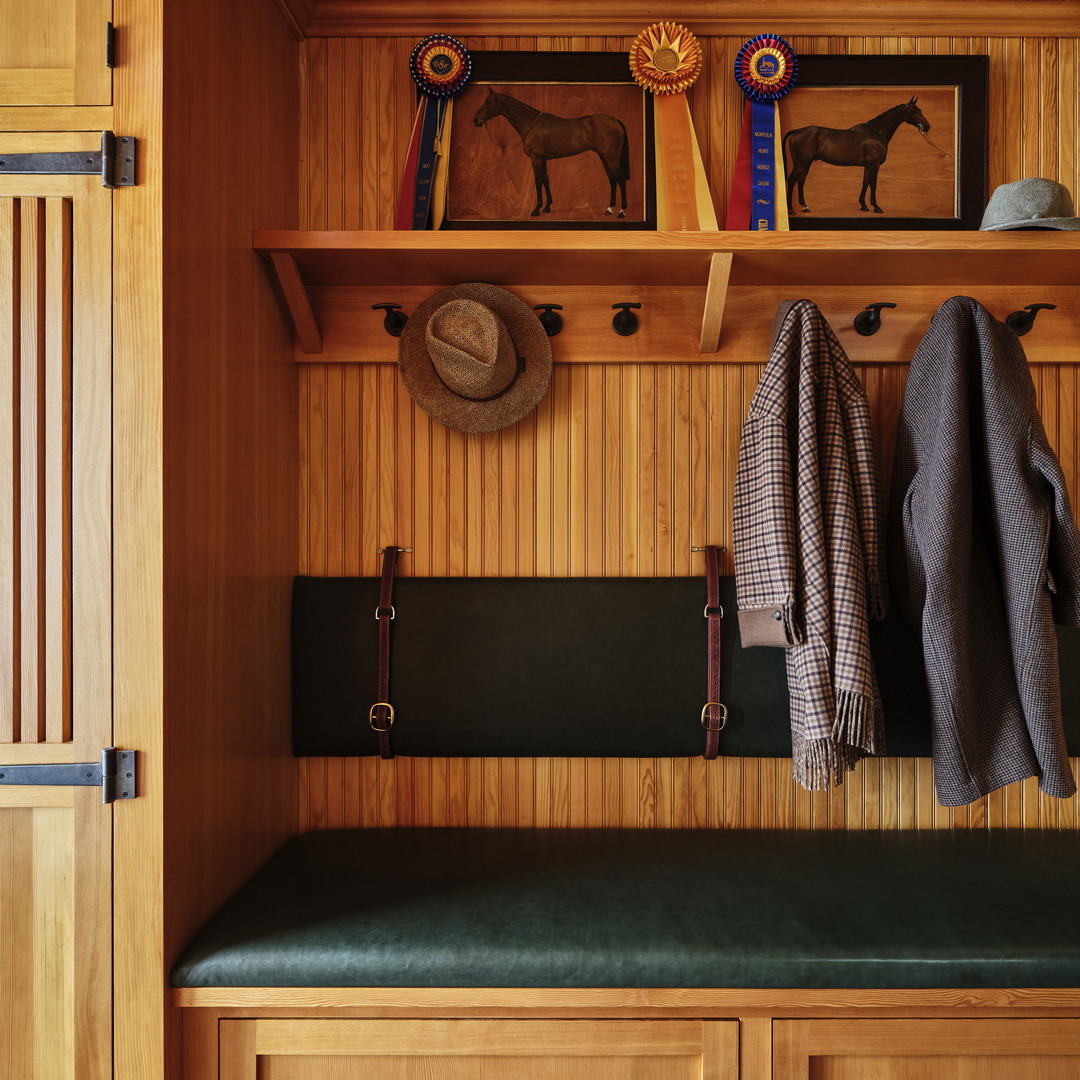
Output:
top-left (980, 177), bottom-right (1080, 230)
top-left (398, 282), bottom-right (552, 434)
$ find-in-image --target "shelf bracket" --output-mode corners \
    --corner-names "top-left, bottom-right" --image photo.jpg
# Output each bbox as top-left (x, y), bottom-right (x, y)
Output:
top-left (699, 251), bottom-right (733, 353)
top-left (269, 252), bottom-right (323, 354)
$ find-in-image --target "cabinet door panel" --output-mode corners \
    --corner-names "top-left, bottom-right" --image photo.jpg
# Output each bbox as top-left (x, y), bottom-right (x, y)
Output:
top-left (0, 160), bottom-right (113, 1080)
top-left (220, 1019), bottom-right (738, 1080)
top-left (776, 1019), bottom-right (1080, 1080)
top-left (0, 0), bottom-right (111, 106)
top-left (810, 1054), bottom-right (1080, 1080)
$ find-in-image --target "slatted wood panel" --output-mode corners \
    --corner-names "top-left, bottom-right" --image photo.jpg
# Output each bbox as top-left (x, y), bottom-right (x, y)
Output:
top-left (298, 34), bottom-right (1080, 830)
top-left (0, 197), bottom-right (71, 747)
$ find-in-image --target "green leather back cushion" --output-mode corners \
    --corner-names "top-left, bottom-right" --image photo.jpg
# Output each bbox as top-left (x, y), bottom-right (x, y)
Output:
top-left (292, 575), bottom-right (1080, 758)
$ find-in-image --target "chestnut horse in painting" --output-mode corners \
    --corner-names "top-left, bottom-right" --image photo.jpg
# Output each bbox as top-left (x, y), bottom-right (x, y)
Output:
top-left (782, 96), bottom-right (930, 215)
top-left (472, 88), bottom-right (631, 218)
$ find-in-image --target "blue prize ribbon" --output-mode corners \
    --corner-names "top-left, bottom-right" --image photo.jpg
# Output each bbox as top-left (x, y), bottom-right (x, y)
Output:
top-left (411, 97), bottom-right (443, 230)
top-left (734, 35), bottom-right (797, 232)
top-left (750, 100), bottom-right (776, 231)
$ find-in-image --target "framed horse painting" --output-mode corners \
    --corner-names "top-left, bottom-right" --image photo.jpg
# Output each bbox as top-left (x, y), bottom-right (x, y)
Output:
top-left (777, 54), bottom-right (988, 229)
top-left (441, 52), bottom-right (657, 230)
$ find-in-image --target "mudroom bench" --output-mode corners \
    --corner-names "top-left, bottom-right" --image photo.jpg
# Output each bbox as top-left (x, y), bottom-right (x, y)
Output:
top-left (171, 573), bottom-right (1080, 1079)
top-left (171, 826), bottom-right (1080, 1079)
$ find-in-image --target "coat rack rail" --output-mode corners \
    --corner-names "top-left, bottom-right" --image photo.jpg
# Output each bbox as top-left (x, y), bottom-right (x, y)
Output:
top-left (254, 231), bottom-right (1079, 362)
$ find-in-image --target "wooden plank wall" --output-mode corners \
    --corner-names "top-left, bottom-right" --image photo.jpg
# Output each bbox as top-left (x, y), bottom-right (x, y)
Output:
top-left (297, 33), bottom-right (1080, 831)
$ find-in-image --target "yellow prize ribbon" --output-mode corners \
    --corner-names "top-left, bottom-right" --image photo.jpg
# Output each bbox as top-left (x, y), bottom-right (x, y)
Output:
top-left (629, 23), bottom-right (715, 230)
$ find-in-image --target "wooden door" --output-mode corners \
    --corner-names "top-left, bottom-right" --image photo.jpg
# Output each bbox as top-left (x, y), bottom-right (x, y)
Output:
top-left (0, 0), bottom-right (111, 106)
top-left (775, 1019), bottom-right (1080, 1079)
top-left (0, 135), bottom-right (113, 1080)
top-left (218, 1019), bottom-right (739, 1080)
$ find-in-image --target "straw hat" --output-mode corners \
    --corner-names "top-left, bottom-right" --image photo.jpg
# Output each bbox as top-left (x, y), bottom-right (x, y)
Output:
top-left (980, 177), bottom-right (1080, 230)
top-left (399, 283), bottom-right (552, 433)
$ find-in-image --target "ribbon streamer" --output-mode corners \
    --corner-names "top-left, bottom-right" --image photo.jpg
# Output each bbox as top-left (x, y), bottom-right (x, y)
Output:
top-left (728, 35), bottom-right (797, 231)
top-left (396, 35), bottom-right (471, 231)
top-left (630, 23), bottom-right (717, 231)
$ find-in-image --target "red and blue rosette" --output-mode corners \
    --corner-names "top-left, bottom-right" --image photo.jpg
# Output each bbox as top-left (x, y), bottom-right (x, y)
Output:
top-left (396, 34), bottom-right (472, 230)
top-left (727, 34), bottom-right (797, 231)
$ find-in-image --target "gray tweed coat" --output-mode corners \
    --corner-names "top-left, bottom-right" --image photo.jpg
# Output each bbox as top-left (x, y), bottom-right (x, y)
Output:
top-left (889, 296), bottom-right (1080, 806)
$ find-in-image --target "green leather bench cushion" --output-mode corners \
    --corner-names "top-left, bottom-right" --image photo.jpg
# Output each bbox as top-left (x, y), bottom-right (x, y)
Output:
top-left (171, 827), bottom-right (1080, 990)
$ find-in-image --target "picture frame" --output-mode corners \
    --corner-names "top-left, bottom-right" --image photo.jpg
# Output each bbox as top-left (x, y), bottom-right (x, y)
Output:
top-left (440, 51), bottom-right (657, 230)
top-left (776, 54), bottom-right (988, 230)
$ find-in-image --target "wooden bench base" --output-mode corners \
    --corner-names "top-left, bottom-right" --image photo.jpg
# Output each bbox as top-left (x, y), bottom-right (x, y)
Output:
top-left (177, 991), bottom-right (1080, 1080)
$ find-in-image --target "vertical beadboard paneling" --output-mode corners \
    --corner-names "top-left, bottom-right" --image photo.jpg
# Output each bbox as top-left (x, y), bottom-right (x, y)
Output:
top-left (297, 34), bottom-right (1080, 830)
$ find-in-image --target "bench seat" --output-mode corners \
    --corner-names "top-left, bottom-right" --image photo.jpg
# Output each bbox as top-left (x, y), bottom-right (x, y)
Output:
top-left (171, 827), bottom-right (1080, 991)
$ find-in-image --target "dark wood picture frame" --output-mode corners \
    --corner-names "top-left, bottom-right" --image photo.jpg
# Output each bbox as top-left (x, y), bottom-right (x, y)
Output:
top-left (441, 51), bottom-right (657, 230)
top-left (778, 54), bottom-right (988, 230)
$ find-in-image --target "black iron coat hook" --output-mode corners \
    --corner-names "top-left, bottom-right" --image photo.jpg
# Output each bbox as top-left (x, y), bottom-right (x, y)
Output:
top-left (612, 302), bottom-right (641, 336)
top-left (372, 303), bottom-right (408, 337)
top-left (1006, 303), bottom-right (1056, 337)
top-left (854, 302), bottom-right (897, 336)
top-left (534, 304), bottom-right (564, 336)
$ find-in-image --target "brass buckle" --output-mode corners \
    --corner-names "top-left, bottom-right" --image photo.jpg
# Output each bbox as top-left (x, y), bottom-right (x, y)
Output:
top-left (369, 702), bottom-right (395, 732)
top-left (374, 605), bottom-right (395, 621)
top-left (701, 702), bottom-right (728, 732)
top-left (703, 603), bottom-right (724, 618)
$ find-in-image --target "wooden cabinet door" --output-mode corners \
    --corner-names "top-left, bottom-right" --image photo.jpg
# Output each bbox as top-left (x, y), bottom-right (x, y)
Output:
top-left (0, 138), bottom-right (113, 1079)
top-left (775, 1019), bottom-right (1080, 1079)
top-left (218, 1019), bottom-right (738, 1080)
top-left (0, 0), bottom-right (111, 106)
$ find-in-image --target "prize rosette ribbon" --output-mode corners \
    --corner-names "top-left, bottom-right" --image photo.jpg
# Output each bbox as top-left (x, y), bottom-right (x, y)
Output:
top-left (630, 23), bottom-right (717, 230)
top-left (727, 34), bottom-right (797, 231)
top-left (396, 34), bottom-right (472, 230)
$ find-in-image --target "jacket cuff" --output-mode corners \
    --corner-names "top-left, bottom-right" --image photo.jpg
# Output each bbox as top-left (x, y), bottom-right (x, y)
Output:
top-left (738, 604), bottom-right (799, 648)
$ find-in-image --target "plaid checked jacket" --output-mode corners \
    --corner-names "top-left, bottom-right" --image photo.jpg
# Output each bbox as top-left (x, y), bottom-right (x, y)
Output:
top-left (734, 301), bottom-right (887, 791)
top-left (889, 296), bottom-right (1080, 806)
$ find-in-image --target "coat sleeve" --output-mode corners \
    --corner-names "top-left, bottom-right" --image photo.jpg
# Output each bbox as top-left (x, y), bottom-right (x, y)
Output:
top-left (733, 414), bottom-right (803, 648)
top-left (1031, 425), bottom-right (1080, 627)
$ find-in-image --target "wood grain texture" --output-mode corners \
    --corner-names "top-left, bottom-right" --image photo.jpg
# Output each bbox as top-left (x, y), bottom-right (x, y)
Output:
top-left (0, 789), bottom-right (111, 1080)
top-left (109, 0), bottom-right (301, 1077)
top-left (216, 1018), bottom-right (736, 1080)
top-left (298, 2), bottom-right (1080, 38)
top-left (295, 360), bottom-right (1080, 832)
top-left (0, 178), bottom-right (109, 760)
top-left (0, 0), bottom-right (110, 106)
top-left (296, 33), bottom-right (1080, 831)
top-left (298, 34), bottom-right (1080, 234)
top-left (774, 1018), bottom-right (1080, 1080)
top-left (159, 0), bottom-right (301, 1002)
top-left (171, 985), bottom-right (1080, 1015)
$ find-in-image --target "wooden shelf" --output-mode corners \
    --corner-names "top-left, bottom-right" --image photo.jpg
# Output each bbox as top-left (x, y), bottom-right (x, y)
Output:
top-left (280, 0), bottom-right (1080, 38)
top-left (254, 229), bottom-right (1079, 360)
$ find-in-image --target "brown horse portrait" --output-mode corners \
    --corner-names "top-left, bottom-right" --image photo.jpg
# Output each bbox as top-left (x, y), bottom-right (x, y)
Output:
top-left (782, 96), bottom-right (930, 215)
top-left (472, 88), bottom-right (631, 218)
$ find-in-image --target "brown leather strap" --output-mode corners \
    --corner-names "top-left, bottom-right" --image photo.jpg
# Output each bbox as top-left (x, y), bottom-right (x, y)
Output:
top-left (370, 545), bottom-right (399, 759)
top-left (702, 544), bottom-right (727, 759)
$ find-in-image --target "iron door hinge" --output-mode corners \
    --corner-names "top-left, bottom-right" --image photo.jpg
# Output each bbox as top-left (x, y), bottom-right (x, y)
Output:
top-left (0, 131), bottom-right (136, 188)
top-left (0, 748), bottom-right (137, 803)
